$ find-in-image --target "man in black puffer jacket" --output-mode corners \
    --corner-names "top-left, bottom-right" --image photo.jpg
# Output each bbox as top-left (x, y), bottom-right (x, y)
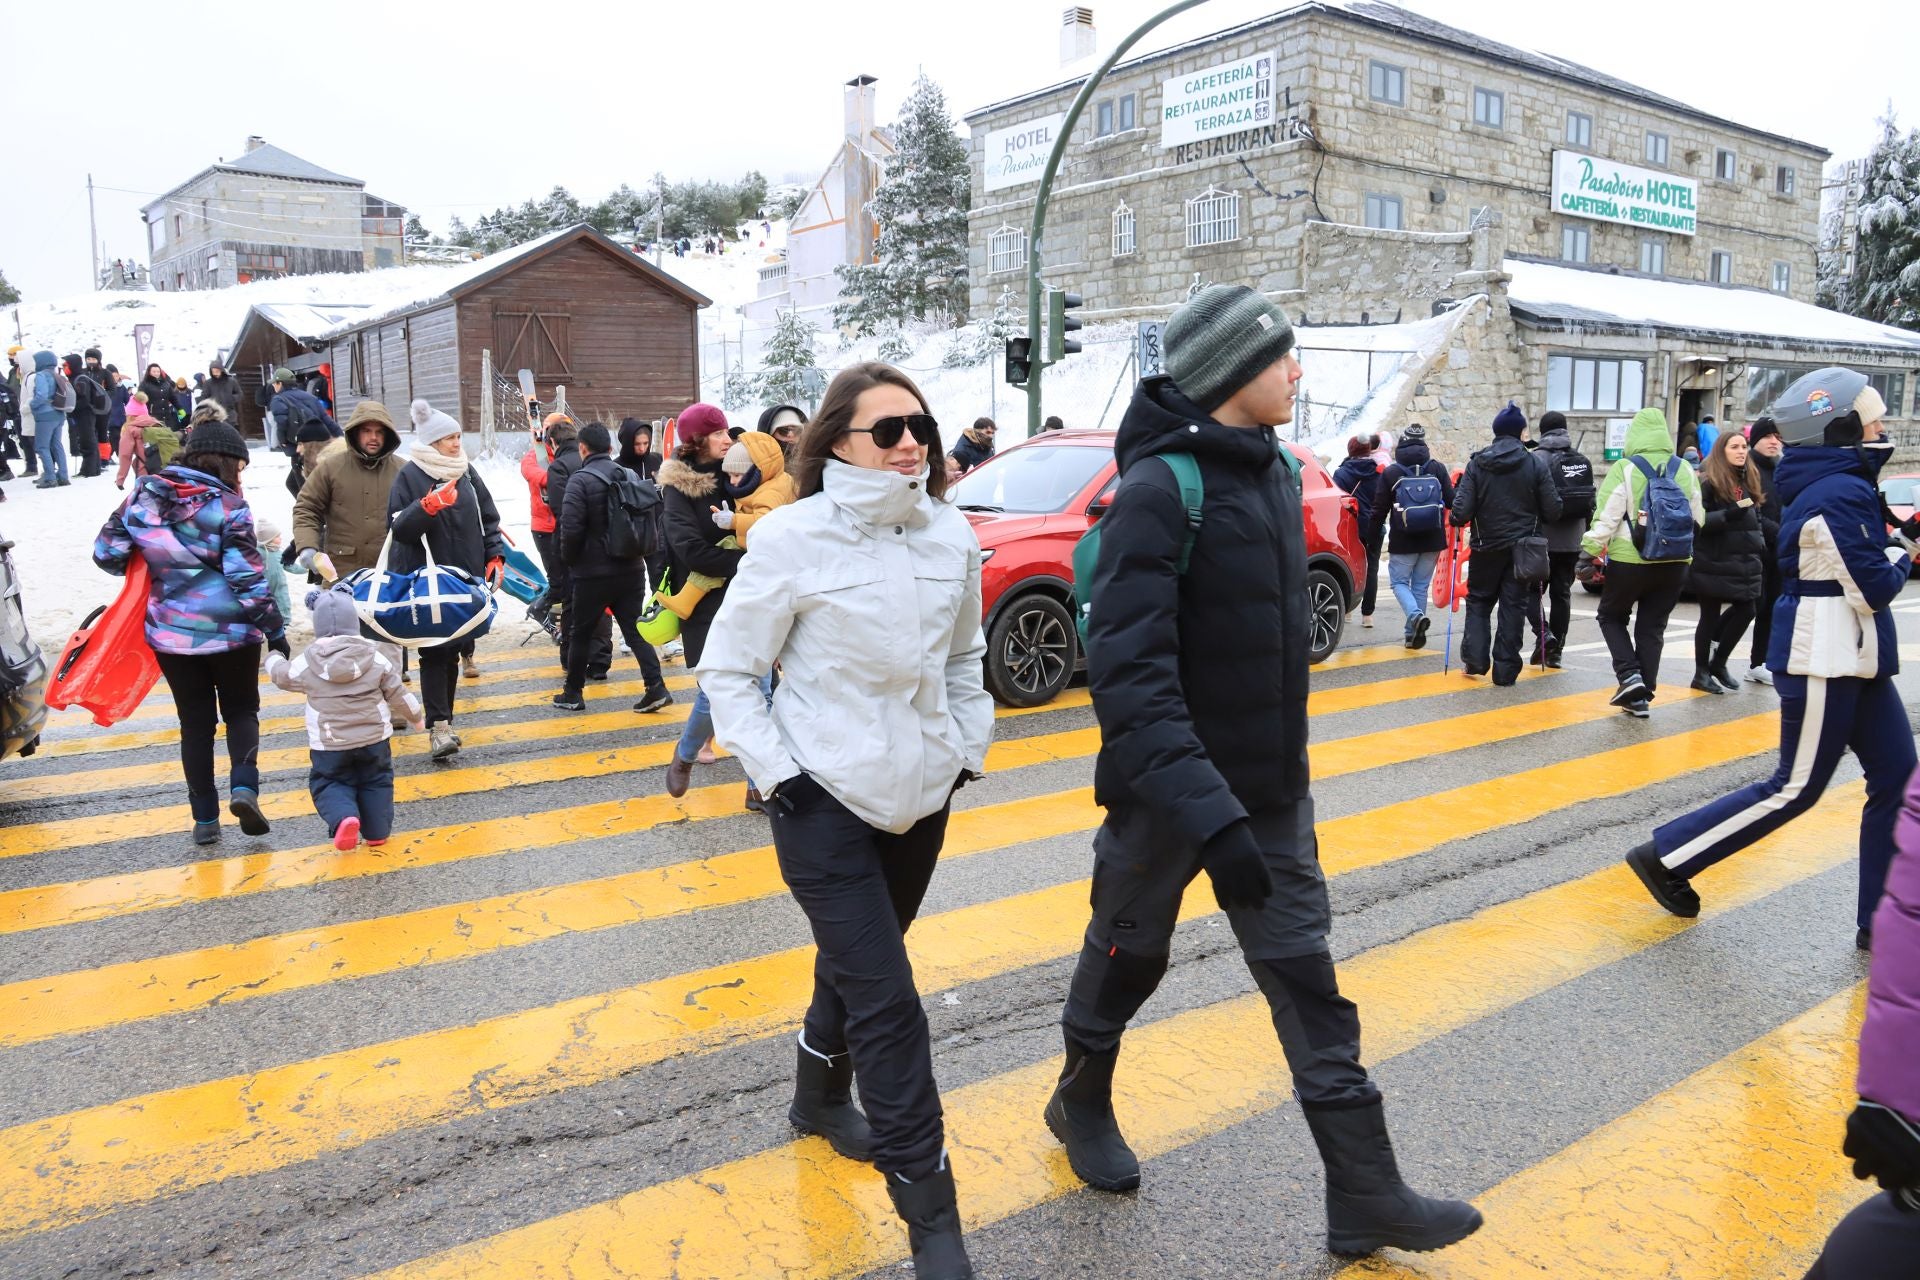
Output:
top-left (1450, 402), bottom-right (1561, 684)
top-left (1046, 284), bottom-right (1481, 1259)
top-left (544, 418), bottom-right (612, 678)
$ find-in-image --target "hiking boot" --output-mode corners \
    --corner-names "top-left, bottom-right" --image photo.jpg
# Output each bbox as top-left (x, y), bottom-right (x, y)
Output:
top-left (665, 755), bottom-right (693, 798)
top-left (192, 819), bottom-right (219, 846)
top-left (633, 685), bottom-right (673, 713)
top-left (1689, 666), bottom-right (1725, 695)
top-left (1609, 674), bottom-right (1649, 708)
top-left (228, 787), bottom-right (270, 836)
top-left (884, 1160), bottom-right (974, 1280)
top-left (461, 654), bottom-right (480, 678)
top-left (787, 1037), bottom-right (873, 1160)
top-left (1303, 1100), bottom-right (1482, 1256)
top-left (1043, 1041), bottom-right (1140, 1192)
top-left (1626, 841), bottom-right (1700, 918)
top-left (333, 816), bottom-right (361, 852)
top-left (429, 724), bottom-right (460, 761)
top-left (551, 692), bottom-right (586, 711)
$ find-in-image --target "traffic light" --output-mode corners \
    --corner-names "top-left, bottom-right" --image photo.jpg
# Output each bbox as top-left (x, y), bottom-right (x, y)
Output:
top-left (1005, 336), bottom-right (1032, 387)
top-left (1046, 287), bottom-right (1083, 363)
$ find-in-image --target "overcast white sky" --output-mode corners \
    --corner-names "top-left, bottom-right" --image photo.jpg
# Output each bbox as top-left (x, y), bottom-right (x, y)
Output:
top-left (4, 0), bottom-right (1913, 304)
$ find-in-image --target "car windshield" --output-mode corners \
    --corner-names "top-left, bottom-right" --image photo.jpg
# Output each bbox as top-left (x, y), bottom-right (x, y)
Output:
top-left (1882, 477), bottom-right (1920, 507)
top-left (951, 444), bottom-right (1111, 514)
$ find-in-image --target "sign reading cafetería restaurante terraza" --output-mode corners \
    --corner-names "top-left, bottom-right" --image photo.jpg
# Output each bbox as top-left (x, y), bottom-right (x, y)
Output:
top-left (1161, 51), bottom-right (1277, 148)
top-left (1550, 150), bottom-right (1698, 236)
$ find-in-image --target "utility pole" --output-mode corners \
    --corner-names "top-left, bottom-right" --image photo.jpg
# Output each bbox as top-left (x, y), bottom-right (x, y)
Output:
top-left (87, 174), bottom-right (100, 291)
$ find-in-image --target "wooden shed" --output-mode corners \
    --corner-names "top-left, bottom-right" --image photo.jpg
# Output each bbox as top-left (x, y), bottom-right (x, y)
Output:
top-left (226, 224), bottom-right (711, 438)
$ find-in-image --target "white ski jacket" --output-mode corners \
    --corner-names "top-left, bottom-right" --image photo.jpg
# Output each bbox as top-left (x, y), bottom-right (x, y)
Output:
top-left (700, 460), bottom-right (994, 834)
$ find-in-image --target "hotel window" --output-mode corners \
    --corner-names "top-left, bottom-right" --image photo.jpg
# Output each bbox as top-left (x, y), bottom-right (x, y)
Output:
top-left (1095, 99), bottom-right (1114, 137)
top-left (1867, 372), bottom-right (1907, 418)
top-left (1364, 194), bottom-right (1403, 230)
top-left (1771, 262), bottom-right (1791, 293)
top-left (1186, 186), bottom-right (1241, 247)
top-left (1776, 165), bottom-right (1796, 195)
top-left (1645, 131), bottom-right (1669, 166)
top-left (1561, 224), bottom-right (1590, 263)
top-left (1473, 87), bottom-right (1504, 129)
top-left (1639, 240), bottom-right (1666, 274)
top-left (1547, 356), bottom-right (1647, 413)
top-left (1715, 148), bottom-right (1737, 181)
top-left (1118, 93), bottom-right (1136, 132)
top-left (987, 226), bottom-right (1029, 276)
top-left (1111, 202), bottom-right (1136, 258)
top-left (1566, 112), bottom-right (1592, 147)
top-left (1368, 60), bottom-right (1405, 106)
top-left (1710, 250), bottom-right (1732, 284)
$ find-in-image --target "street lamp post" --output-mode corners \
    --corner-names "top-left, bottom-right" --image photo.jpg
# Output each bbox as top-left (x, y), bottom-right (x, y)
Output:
top-left (1023, 0), bottom-right (1213, 437)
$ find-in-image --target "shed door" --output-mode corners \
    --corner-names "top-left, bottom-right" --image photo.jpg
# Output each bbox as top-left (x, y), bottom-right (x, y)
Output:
top-left (492, 309), bottom-right (574, 380)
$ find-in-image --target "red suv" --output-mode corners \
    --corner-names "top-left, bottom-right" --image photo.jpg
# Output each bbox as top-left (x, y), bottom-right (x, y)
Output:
top-left (954, 430), bottom-right (1367, 706)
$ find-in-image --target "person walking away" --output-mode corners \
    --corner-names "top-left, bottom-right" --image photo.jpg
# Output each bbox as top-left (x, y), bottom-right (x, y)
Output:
top-left (63, 355), bottom-right (108, 478)
top-left (1363, 424), bottom-right (1453, 649)
top-left (1532, 411), bottom-right (1597, 666)
top-left (115, 393), bottom-right (158, 488)
top-left (550, 422), bottom-right (673, 715)
top-left (542, 415), bottom-right (614, 679)
top-left (1803, 763), bottom-right (1920, 1277)
top-left (1049, 284), bottom-right (1481, 1257)
top-left (201, 360), bottom-right (241, 425)
top-left (755, 404), bottom-right (806, 462)
top-left (386, 399), bottom-right (507, 762)
top-left (658, 429), bottom-right (796, 620)
top-left (1696, 413), bottom-right (1720, 458)
top-left (1333, 435), bottom-right (1384, 628)
top-left (1623, 368), bottom-right (1913, 945)
top-left (700, 362), bottom-right (993, 1278)
top-left (949, 416), bottom-right (996, 472)
top-left (657, 403), bottom-right (747, 795)
top-left (92, 419), bottom-right (286, 844)
top-left (266, 587), bottom-right (423, 851)
top-left (268, 366), bottom-right (339, 455)
top-left (1578, 407), bottom-right (1703, 717)
top-left (1684, 429), bottom-right (1767, 694)
top-left (1746, 417), bottom-right (1786, 685)
top-left (1449, 403), bottom-right (1561, 685)
top-left (26, 351), bottom-right (71, 487)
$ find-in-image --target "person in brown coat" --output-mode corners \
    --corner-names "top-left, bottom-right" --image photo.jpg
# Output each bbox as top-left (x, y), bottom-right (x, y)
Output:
top-left (291, 401), bottom-right (405, 581)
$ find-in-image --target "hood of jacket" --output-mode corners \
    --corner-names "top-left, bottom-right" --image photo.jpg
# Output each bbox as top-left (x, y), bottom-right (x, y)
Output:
top-left (346, 421), bottom-right (400, 465)
top-left (1774, 442), bottom-right (1888, 505)
top-left (1470, 433), bottom-right (1533, 474)
top-left (1537, 426), bottom-right (1572, 453)
top-left (658, 455), bottom-right (720, 499)
top-left (1625, 408), bottom-right (1674, 462)
top-left (132, 466), bottom-right (231, 525)
top-left (736, 430), bottom-right (787, 481)
top-left (1332, 455), bottom-right (1377, 492)
top-left (1393, 439), bottom-right (1432, 470)
top-left (1115, 376), bottom-right (1280, 479)
top-left (820, 458), bottom-right (935, 531)
top-left (32, 350), bottom-right (56, 373)
top-left (303, 634), bottom-right (381, 683)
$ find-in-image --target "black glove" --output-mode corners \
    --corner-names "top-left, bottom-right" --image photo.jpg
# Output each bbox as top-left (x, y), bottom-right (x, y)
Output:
top-left (1574, 550), bottom-right (1599, 584)
top-left (1198, 820), bottom-right (1272, 911)
top-left (280, 543), bottom-right (301, 568)
top-left (266, 632), bottom-right (291, 659)
top-left (1901, 514), bottom-right (1920, 542)
top-left (769, 772), bottom-right (828, 816)
top-left (1845, 1101), bottom-right (1920, 1195)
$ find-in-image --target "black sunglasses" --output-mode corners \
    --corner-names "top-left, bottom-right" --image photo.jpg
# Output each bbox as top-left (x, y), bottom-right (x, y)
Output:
top-left (848, 414), bottom-right (939, 449)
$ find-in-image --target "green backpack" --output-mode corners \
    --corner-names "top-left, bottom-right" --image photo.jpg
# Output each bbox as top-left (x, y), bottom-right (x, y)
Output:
top-left (1072, 445), bottom-right (1302, 645)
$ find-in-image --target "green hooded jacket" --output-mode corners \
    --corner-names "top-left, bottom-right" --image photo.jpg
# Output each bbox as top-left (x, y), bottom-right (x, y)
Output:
top-left (1581, 407), bottom-right (1705, 564)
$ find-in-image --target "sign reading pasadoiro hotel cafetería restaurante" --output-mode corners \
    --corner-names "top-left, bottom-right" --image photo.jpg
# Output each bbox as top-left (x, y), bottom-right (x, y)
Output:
top-left (1551, 150), bottom-right (1698, 236)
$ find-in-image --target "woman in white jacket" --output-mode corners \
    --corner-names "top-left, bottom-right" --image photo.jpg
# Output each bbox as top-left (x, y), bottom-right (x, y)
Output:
top-left (700, 362), bottom-right (992, 1280)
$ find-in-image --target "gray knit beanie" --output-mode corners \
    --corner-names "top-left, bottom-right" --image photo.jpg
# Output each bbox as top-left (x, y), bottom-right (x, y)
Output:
top-left (1162, 284), bottom-right (1297, 413)
top-left (306, 587), bottom-right (360, 639)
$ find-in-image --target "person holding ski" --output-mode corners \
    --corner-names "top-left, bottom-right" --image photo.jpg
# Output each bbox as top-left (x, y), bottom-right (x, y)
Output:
top-left (1047, 283), bottom-right (1482, 1258)
top-left (1683, 429), bottom-right (1767, 694)
top-left (1362, 423), bottom-right (1453, 649)
top-left (1625, 369), bottom-right (1913, 948)
top-left (1450, 403), bottom-right (1561, 685)
top-left (1532, 411), bottom-right (1597, 666)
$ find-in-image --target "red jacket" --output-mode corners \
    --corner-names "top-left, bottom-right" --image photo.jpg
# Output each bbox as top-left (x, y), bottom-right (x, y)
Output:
top-left (521, 445), bottom-right (555, 533)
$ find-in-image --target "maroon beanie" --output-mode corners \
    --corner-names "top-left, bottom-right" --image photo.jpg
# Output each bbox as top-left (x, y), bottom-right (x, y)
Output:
top-left (677, 402), bottom-right (729, 443)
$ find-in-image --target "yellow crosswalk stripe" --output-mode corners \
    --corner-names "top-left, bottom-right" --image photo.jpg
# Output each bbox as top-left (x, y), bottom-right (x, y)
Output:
top-left (1346, 988), bottom-right (1866, 1280)
top-left (358, 786), bottom-right (1867, 1279)
top-left (0, 698), bottom-right (1776, 1240)
top-left (0, 668), bottom-right (1575, 930)
top-left (0, 704), bottom-right (1774, 1046)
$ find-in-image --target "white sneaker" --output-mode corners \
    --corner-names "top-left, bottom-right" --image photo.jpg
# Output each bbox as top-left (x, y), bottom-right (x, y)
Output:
top-left (1746, 664), bottom-right (1774, 686)
top-left (661, 640), bottom-right (685, 660)
top-left (1361, 614), bottom-right (1374, 629)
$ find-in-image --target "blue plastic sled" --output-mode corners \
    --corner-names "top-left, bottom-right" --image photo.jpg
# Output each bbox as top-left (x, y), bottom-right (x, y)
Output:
top-left (498, 547), bottom-right (547, 605)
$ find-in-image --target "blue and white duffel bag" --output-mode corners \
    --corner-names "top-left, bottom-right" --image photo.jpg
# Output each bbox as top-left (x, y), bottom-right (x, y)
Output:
top-left (340, 532), bottom-right (497, 649)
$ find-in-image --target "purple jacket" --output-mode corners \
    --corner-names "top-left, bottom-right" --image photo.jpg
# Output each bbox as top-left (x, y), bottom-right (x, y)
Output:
top-left (1860, 766), bottom-right (1920, 1123)
top-left (93, 467), bottom-right (284, 654)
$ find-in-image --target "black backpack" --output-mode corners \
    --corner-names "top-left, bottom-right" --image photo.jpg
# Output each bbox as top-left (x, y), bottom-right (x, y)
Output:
top-left (606, 467), bottom-right (662, 560)
top-left (1548, 448), bottom-right (1596, 523)
top-left (79, 374), bottom-right (109, 417)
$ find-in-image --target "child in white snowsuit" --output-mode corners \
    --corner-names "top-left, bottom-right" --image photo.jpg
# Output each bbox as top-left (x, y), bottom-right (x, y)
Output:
top-left (265, 587), bottom-right (423, 850)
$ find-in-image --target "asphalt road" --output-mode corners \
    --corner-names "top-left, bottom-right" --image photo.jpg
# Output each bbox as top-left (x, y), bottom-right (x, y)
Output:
top-left (1, 587), bottom-right (1914, 1280)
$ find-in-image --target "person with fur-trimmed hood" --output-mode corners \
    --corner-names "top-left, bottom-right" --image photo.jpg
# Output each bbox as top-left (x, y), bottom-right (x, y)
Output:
top-left (1626, 368), bottom-right (1916, 949)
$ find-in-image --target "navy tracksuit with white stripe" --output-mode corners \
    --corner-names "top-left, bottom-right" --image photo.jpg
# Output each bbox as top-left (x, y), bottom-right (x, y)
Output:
top-left (1653, 444), bottom-right (1915, 931)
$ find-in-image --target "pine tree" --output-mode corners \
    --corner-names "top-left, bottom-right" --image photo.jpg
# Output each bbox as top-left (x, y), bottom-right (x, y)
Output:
top-left (403, 213), bottom-right (431, 244)
top-left (446, 215), bottom-right (474, 248)
top-left (1851, 115), bottom-right (1920, 331)
top-left (834, 74), bottom-right (972, 335)
top-left (0, 268), bottom-right (18, 305)
top-left (760, 309), bottom-right (820, 406)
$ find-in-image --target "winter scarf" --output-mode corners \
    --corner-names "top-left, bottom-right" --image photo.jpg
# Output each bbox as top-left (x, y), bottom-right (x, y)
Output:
top-left (406, 440), bottom-right (469, 483)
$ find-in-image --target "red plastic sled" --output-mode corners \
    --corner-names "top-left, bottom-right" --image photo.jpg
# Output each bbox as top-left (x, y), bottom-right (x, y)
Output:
top-left (46, 558), bottom-right (161, 727)
top-left (1431, 471), bottom-right (1472, 610)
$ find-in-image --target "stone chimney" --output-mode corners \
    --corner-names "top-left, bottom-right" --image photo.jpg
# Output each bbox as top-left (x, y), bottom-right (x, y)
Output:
top-left (843, 76), bottom-right (880, 268)
top-left (244, 135), bottom-right (266, 153)
top-left (1060, 7), bottom-right (1096, 66)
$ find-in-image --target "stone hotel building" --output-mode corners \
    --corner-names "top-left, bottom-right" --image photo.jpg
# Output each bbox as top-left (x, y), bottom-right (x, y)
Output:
top-left (965, 2), bottom-right (1920, 457)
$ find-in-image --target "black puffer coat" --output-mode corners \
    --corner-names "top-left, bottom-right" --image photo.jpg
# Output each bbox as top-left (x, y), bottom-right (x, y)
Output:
top-left (1685, 482), bottom-right (1765, 602)
top-left (1753, 450), bottom-right (1783, 554)
top-left (558, 454), bottom-right (647, 580)
top-left (386, 462), bottom-right (507, 577)
top-left (1332, 454), bottom-right (1381, 533)
top-left (658, 454), bottom-right (744, 666)
top-left (1364, 439), bottom-right (1455, 554)
top-left (1084, 376), bottom-right (1309, 847)
top-left (1450, 435), bottom-right (1561, 550)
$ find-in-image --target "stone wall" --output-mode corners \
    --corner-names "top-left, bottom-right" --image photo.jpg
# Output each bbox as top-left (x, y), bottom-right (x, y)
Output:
top-left (150, 173), bottom-right (364, 290)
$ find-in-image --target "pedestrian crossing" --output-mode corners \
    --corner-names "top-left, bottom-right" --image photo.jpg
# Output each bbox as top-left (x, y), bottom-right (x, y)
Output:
top-left (0, 633), bottom-right (1891, 1279)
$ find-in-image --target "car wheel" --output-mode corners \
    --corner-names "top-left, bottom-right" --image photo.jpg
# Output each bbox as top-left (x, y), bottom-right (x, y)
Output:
top-left (984, 594), bottom-right (1076, 707)
top-left (1307, 568), bottom-right (1346, 665)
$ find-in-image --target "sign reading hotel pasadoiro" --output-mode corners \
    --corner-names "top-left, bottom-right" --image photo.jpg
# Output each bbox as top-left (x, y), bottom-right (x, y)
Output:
top-left (1551, 150), bottom-right (1698, 237)
top-left (1161, 51), bottom-right (1276, 148)
top-left (983, 113), bottom-right (1068, 193)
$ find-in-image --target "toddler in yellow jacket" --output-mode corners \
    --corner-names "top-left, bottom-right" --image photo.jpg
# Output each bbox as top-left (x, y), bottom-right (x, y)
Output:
top-left (662, 430), bottom-right (797, 619)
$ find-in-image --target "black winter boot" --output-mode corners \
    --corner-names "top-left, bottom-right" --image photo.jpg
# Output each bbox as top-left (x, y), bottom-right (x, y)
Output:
top-left (787, 1037), bottom-right (873, 1161)
top-left (884, 1160), bottom-right (973, 1279)
top-left (1043, 1040), bottom-right (1140, 1191)
top-left (1302, 1100), bottom-right (1482, 1256)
